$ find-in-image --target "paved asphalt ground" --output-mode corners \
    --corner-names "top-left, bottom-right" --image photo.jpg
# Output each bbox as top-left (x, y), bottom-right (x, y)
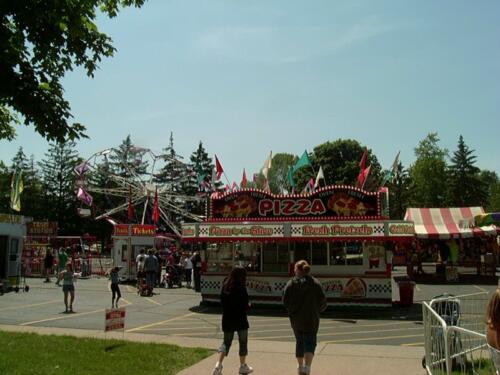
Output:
top-left (0, 276), bottom-right (496, 348)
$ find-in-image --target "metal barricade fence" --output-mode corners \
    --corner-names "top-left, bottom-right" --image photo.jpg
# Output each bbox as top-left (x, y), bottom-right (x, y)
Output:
top-left (423, 292), bottom-right (494, 375)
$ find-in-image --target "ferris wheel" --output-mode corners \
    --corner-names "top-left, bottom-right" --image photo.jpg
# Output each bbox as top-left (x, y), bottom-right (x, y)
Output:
top-left (75, 146), bottom-right (205, 236)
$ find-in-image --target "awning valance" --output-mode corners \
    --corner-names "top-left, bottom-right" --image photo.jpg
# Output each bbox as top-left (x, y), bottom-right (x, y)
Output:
top-left (404, 207), bottom-right (497, 239)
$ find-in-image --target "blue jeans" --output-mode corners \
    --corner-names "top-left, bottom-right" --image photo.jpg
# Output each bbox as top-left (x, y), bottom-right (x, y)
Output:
top-left (218, 329), bottom-right (248, 356)
top-left (293, 329), bottom-right (317, 358)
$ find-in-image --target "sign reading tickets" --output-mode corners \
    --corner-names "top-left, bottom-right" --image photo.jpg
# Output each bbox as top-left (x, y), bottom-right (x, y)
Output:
top-left (105, 308), bottom-right (126, 332)
top-left (210, 186), bottom-right (380, 220)
top-left (113, 224), bottom-right (156, 237)
top-left (291, 223), bottom-right (385, 237)
top-left (0, 213), bottom-right (23, 224)
top-left (199, 224), bottom-right (284, 238)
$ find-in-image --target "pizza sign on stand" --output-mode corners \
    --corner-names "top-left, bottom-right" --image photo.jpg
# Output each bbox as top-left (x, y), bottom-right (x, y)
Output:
top-left (104, 307), bottom-right (126, 332)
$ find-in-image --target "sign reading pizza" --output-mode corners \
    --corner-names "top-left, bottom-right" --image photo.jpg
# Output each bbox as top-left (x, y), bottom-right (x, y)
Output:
top-left (291, 223), bottom-right (385, 237)
top-left (210, 187), bottom-right (380, 220)
top-left (199, 224), bottom-right (284, 238)
top-left (104, 307), bottom-right (126, 332)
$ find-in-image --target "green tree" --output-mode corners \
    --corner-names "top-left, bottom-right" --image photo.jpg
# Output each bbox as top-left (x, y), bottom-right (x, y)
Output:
top-left (295, 139), bottom-right (382, 191)
top-left (479, 170), bottom-right (499, 210)
top-left (109, 135), bottom-right (149, 178)
top-left (184, 141), bottom-right (213, 195)
top-left (39, 140), bottom-right (82, 234)
top-left (448, 135), bottom-right (487, 206)
top-left (10, 148), bottom-right (44, 218)
top-left (408, 133), bottom-right (448, 207)
top-left (155, 132), bottom-right (186, 193)
top-left (268, 153), bottom-right (295, 194)
top-left (387, 162), bottom-right (411, 219)
top-left (0, 160), bottom-right (10, 212)
top-left (1, 0), bottom-right (146, 142)
top-left (489, 182), bottom-right (500, 212)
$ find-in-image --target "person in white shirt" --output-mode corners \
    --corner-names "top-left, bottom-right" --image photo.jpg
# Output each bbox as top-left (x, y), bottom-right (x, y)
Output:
top-left (136, 249), bottom-right (146, 290)
top-left (183, 253), bottom-right (193, 288)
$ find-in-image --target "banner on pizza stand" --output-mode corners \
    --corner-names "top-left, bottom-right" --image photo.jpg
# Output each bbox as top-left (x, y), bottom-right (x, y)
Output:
top-left (198, 223), bottom-right (285, 238)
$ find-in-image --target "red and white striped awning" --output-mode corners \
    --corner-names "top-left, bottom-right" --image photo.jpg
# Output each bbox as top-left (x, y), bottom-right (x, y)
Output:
top-left (404, 207), bottom-right (498, 239)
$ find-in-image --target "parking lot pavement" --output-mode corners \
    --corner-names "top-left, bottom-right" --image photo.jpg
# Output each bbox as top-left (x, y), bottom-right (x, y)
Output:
top-left (0, 277), bottom-right (496, 347)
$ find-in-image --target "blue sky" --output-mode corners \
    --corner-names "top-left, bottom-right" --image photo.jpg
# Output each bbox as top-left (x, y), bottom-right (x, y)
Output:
top-left (2, 0), bottom-right (499, 181)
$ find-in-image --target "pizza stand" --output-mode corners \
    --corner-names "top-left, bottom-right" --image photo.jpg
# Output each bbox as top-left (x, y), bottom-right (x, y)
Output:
top-left (182, 186), bottom-right (415, 307)
top-left (111, 224), bottom-right (174, 280)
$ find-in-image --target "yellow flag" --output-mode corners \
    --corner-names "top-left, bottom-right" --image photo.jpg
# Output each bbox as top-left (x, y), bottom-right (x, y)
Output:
top-left (10, 169), bottom-right (24, 212)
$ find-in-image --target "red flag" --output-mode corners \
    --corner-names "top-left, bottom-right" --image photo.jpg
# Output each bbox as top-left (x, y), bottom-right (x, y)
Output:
top-left (215, 155), bottom-right (224, 180)
top-left (359, 148), bottom-right (368, 170)
top-left (356, 165), bottom-right (371, 189)
top-left (128, 186), bottom-right (135, 221)
top-left (241, 169), bottom-right (248, 188)
top-left (152, 188), bottom-right (160, 224)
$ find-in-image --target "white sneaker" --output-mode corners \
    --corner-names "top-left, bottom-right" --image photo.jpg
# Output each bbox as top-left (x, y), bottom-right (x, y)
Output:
top-left (212, 363), bottom-right (223, 375)
top-left (301, 365), bottom-right (311, 375)
top-left (239, 363), bottom-right (253, 374)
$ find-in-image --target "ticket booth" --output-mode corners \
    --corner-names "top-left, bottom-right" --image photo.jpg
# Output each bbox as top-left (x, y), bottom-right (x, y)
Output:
top-left (0, 214), bottom-right (27, 283)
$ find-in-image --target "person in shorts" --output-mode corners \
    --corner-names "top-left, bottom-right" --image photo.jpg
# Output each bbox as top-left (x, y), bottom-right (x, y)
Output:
top-left (109, 267), bottom-right (121, 309)
top-left (57, 262), bottom-right (77, 313)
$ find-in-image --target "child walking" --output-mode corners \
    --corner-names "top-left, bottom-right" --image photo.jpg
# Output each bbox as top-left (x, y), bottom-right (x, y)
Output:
top-left (212, 267), bottom-right (253, 375)
top-left (109, 267), bottom-right (121, 309)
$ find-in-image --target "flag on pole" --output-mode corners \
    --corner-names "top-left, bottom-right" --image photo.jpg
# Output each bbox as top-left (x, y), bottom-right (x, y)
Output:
top-left (287, 150), bottom-right (311, 188)
top-left (215, 155), bottom-right (224, 180)
top-left (359, 148), bottom-right (368, 170)
top-left (380, 151), bottom-right (401, 186)
top-left (152, 188), bottom-right (160, 224)
top-left (10, 169), bottom-right (23, 212)
top-left (77, 187), bottom-right (93, 206)
top-left (302, 178), bottom-right (315, 194)
top-left (357, 165), bottom-right (372, 189)
top-left (314, 166), bottom-right (325, 188)
top-left (128, 186), bottom-right (135, 221)
top-left (261, 151), bottom-right (273, 179)
top-left (74, 162), bottom-right (90, 176)
top-left (241, 169), bottom-right (248, 188)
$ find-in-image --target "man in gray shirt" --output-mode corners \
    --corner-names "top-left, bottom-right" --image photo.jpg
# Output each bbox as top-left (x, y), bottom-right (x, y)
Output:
top-left (144, 249), bottom-right (159, 295)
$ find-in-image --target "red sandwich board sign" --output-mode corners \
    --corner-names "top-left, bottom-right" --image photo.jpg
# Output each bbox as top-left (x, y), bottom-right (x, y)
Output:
top-left (105, 308), bottom-right (126, 332)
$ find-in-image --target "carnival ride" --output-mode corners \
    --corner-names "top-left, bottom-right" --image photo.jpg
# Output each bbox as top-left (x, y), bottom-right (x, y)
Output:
top-left (75, 146), bottom-right (205, 236)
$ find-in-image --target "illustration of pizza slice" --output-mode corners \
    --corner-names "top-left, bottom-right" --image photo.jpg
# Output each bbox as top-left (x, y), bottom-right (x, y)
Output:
top-left (342, 277), bottom-right (367, 298)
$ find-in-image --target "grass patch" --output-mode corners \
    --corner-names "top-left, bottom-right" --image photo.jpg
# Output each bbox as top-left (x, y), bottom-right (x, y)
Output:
top-left (0, 330), bottom-right (212, 375)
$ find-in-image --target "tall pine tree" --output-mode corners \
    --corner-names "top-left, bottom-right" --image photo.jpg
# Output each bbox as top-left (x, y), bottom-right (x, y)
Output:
top-left (39, 140), bottom-right (82, 234)
top-left (448, 135), bottom-right (487, 206)
top-left (108, 135), bottom-right (149, 178)
top-left (387, 162), bottom-right (411, 219)
top-left (155, 132), bottom-right (186, 193)
top-left (184, 141), bottom-right (213, 196)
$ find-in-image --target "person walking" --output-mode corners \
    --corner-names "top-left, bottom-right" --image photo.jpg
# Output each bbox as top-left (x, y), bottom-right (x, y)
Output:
top-left (144, 249), bottom-right (158, 296)
top-left (283, 260), bottom-right (327, 375)
top-left (109, 266), bottom-right (121, 309)
top-left (212, 267), bottom-right (253, 375)
top-left (57, 262), bottom-right (78, 313)
top-left (136, 249), bottom-right (146, 291)
top-left (191, 251), bottom-right (202, 292)
top-left (183, 253), bottom-right (193, 288)
top-left (44, 249), bottom-right (54, 282)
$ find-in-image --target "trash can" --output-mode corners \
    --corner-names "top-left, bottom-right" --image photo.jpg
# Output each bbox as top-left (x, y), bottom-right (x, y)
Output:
top-left (394, 276), bottom-right (415, 307)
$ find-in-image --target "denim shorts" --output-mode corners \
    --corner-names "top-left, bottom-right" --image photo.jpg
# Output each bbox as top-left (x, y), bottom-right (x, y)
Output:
top-left (62, 285), bottom-right (75, 292)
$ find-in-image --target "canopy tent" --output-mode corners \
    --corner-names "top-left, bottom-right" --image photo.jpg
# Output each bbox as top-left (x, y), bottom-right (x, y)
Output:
top-left (404, 207), bottom-right (497, 239)
top-left (474, 212), bottom-right (500, 227)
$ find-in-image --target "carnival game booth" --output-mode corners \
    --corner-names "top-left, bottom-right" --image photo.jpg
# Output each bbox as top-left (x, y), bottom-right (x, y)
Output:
top-left (0, 214), bottom-right (27, 288)
top-left (404, 207), bottom-right (499, 280)
top-left (112, 224), bottom-right (174, 280)
top-left (182, 186), bottom-right (414, 307)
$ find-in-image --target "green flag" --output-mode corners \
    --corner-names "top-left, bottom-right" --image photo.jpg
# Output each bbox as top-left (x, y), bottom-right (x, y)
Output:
top-left (287, 167), bottom-right (296, 188)
top-left (380, 151), bottom-right (400, 186)
top-left (292, 150), bottom-right (311, 173)
top-left (10, 169), bottom-right (24, 212)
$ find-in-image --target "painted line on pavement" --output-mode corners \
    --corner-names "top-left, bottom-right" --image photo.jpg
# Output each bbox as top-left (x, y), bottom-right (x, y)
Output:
top-left (322, 334), bottom-right (423, 344)
top-left (0, 299), bottom-right (60, 312)
top-left (415, 284), bottom-right (421, 292)
top-left (126, 309), bottom-right (206, 333)
top-left (19, 301), bottom-right (132, 326)
top-left (401, 342), bottom-right (424, 347)
top-left (145, 297), bottom-right (162, 306)
top-left (473, 285), bottom-right (488, 293)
